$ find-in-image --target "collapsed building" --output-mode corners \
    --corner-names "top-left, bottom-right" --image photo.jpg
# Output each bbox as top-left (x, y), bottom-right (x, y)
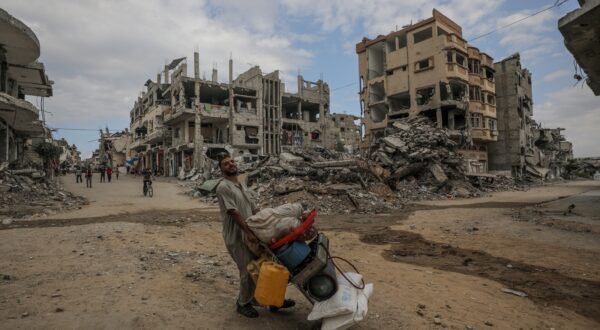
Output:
top-left (127, 54), bottom-right (360, 177)
top-left (532, 124), bottom-right (573, 179)
top-left (0, 8), bottom-right (53, 168)
top-left (56, 138), bottom-right (81, 168)
top-left (356, 9), bottom-right (498, 173)
top-left (98, 128), bottom-right (130, 169)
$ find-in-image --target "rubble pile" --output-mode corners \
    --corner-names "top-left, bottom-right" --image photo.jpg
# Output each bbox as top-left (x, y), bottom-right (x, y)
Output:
top-left (565, 158), bottom-right (600, 180)
top-left (187, 117), bottom-right (519, 214)
top-left (0, 166), bottom-right (86, 220)
top-left (368, 117), bottom-right (476, 196)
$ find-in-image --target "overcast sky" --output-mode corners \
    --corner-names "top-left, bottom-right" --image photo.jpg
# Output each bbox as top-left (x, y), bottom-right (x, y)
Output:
top-left (3, 0), bottom-right (598, 158)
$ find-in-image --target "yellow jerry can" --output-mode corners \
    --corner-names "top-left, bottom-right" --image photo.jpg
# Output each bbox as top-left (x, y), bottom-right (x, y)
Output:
top-left (247, 255), bottom-right (271, 284)
top-left (254, 261), bottom-right (289, 307)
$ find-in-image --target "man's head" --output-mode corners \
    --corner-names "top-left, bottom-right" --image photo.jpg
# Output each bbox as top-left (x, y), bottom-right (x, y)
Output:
top-left (218, 154), bottom-right (238, 177)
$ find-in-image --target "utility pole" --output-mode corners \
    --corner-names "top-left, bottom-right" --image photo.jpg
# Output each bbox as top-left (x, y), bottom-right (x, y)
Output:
top-left (193, 51), bottom-right (205, 172)
top-left (228, 55), bottom-right (234, 149)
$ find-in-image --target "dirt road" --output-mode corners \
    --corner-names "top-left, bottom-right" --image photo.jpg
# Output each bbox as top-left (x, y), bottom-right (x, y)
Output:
top-left (46, 174), bottom-right (216, 219)
top-left (1, 178), bottom-right (599, 329)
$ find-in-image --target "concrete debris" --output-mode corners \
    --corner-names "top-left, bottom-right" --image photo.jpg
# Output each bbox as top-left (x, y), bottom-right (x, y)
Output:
top-left (566, 157), bottom-right (600, 179)
top-left (500, 288), bottom-right (528, 297)
top-left (0, 167), bottom-right (86, 220)
top-left (184, 118), bottom-right (519, 214)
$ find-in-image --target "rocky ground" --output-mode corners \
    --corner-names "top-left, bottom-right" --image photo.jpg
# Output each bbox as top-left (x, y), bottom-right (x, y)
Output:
top-left (1, 175), bottom-right (599, 329)
top-left (0, 167), bottom-right (87, 221)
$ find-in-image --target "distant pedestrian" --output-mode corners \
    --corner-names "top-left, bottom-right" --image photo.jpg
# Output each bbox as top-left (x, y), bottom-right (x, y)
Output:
top-left (115, 167), bottom-right (119, 180)
top-left (75, 167), bottom-right (83, 183)
top-left (100, 166), bottom-right (106, 182)
top-left (106, 166), bottom-right (113, 182)
top-left (85, 167), bottom-right (93, 188)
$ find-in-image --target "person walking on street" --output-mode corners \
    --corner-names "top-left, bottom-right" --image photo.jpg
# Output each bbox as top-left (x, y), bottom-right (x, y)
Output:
top-left (106, 166), bottom-right (113, 182)
top-left (99, 166), bottom-right (106, 183)
top-left (85, 167), bottom-right (93, 188)
top-left (141, 168), bottom-right (152, 195)
top-left (215, 154), bottom-right (295, 318)
top-left (115, 166), bottom-right (119, 180)
top-left (75, 167), bottom-right (83, 183)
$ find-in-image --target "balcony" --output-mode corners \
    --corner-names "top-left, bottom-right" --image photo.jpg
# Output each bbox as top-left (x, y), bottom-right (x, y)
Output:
top-left (468, 73), bottom-right (482, 86)
top-left (482, 103), bottom-right (496, 118)
top-left (440, 34), bottom-right (468, 53)
top-left (446, 63), bottom-right (469, 82)
top-left (471, 128), bottom-right (497, 142)
top-left (469, 100), bottom-right (484, 113)
top-left (482, 78), bottom-right (495, 93)
top-left (200, 103), bottom-right (229, 119)
top-left (129, 138), bottom-right (147, 151)
top-left (481, 54), bottom-right (493, 68)
top-left (144, 127), bottom-right (166, 144)
top-left (0, 92), bottom-right (44, 135)
top-left (163, 106), bottom-right (195, 125)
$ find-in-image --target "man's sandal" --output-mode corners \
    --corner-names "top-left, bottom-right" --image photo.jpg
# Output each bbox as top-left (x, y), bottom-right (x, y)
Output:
top-left (269, 299), bottom-right (296, 312)
top-left (237, 302), bottom-right (259, 318)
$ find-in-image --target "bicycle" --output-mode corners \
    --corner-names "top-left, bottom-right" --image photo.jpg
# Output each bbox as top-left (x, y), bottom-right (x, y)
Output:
top-left (143, 181), bottom-right (153, 197)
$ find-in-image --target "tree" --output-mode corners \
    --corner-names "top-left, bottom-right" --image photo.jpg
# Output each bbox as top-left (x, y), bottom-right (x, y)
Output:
top-left (34, 142), bottom-right (63, 177)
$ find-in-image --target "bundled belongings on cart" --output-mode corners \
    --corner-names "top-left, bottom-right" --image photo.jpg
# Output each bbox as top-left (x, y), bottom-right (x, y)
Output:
top-left (245, 205), bottom-right (374, 329)
top-left (245, 203), bottom-right (318, 244)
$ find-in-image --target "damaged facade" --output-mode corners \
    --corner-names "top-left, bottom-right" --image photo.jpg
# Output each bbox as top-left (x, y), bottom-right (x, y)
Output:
top-left (0, 8), bottom-right (53, 167)
top-left (488, 54), bottom-right (535, 177)
top-left (488, 53), bottom-right (574, 180)
top-left (56, 138), bottom-right (81, 168)
top-left (99, 128), bottom-right (130, 169)
top-left (558, 0), bottom-right (600, 95)
top-left (357, 9), bottom-right (498, 173)
top-left (127, 53), bottom-right (360, 177)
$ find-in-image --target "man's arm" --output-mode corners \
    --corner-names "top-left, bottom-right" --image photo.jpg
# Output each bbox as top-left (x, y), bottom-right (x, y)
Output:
top-left (227, 209), bottom-right (259, 243)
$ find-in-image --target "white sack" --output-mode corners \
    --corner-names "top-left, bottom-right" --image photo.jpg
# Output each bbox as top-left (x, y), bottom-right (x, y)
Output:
top-left (245, 203), bottom-right (303, 243)
top-left (321, 283), bottom-right (374, 330)
top-left (307, 273), bottom-right (363, 321)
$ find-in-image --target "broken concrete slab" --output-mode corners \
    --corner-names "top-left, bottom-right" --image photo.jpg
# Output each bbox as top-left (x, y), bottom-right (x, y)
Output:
top-left (273, 181), bottom-right (304, 195)
top-left (392, 122), bottom-right (410, 131)
top-left (311, 160), bottom-right (358, 168)
top-left (382, 136), bottom-right (406, 149)
top-left (279, 152), bottom-right (304, 163)
top-left (198, 179), bottom-right (222, 193)
top-left (429, 164), bottom-right (448, 184)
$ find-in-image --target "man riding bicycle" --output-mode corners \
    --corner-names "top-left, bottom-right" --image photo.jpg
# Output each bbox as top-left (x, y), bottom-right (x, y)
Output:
top-left (142, 168), bottom-right (153, 195)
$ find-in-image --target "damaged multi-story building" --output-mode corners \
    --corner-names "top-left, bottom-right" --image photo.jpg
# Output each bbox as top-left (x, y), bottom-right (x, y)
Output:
top-left (127, 53), bottom-right (360, 176)
top-left (56, 138), bottom-right (81, 168)
top-left (0, 9), bottom-right (53, 167)
top-left (488, 53), bottom-right (536, 177)
top-left (356, 9), bottom-right (498, 173)
top-left (488, 53), bottom-right (575, 180)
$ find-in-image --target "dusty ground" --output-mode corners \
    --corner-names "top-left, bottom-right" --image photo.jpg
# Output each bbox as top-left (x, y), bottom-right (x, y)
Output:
top-left (1, 175), bottom-right (599, 329)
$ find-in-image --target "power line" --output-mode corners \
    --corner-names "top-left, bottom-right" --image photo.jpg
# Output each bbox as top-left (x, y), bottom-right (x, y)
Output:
top-left (469, 0), bottom-right (570, 42)
top-left (332, 81), bottom-right (357, 91)
top-left (51, 128), bottom-right (101, 131)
